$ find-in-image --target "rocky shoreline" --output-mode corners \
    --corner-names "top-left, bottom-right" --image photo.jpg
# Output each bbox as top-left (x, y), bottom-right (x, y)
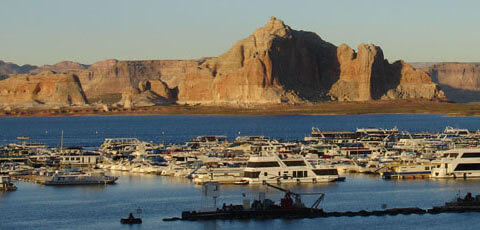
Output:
top-left (1, 101), bottom-right (478, 117)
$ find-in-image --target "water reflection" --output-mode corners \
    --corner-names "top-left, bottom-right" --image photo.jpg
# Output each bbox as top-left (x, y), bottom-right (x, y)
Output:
top-left (0, 191), bottom-right (13, 200)
top-left (202, 220), bottom-right (220, 230)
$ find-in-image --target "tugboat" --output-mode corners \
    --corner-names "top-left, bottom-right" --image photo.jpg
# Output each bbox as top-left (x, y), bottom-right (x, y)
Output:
top-left (429, 192), bottom-right (480, 213)
top-left (120, 213), bottom-right (142, 224)
top-left (165, 182), bottom-right (326, 221)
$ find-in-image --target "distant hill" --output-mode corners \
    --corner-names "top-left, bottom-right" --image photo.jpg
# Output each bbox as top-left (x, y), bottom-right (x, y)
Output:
top-left (0, 60), bottom-right (37, 79)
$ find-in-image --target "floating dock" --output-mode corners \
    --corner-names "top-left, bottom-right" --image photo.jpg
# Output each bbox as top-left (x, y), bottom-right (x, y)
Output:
top-left (164, 206), bottom-right (480, 221)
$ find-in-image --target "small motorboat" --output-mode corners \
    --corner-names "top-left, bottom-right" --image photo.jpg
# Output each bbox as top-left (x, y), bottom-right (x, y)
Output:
top-left (233, 180), bottom-right (249, 185)
top-left (120, 213), bottom-right (142, 224)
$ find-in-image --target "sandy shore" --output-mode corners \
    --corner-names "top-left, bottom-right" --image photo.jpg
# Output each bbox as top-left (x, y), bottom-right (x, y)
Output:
top-left (1, 101), bottom-right (479, 117)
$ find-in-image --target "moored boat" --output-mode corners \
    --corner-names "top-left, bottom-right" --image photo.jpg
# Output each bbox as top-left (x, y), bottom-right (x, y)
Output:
top-left (120, 213), bottom-right (142, 224)
top-left (431, 148), bottom-right (480, 179)
top-left (1, 175), bottom-right (17, 191)
top-left (242, 155), bottom-right (341, 184)
top-left (382, 163), bottom-right (437, 179)
top-left (44, 170), bottom-right (118, 185)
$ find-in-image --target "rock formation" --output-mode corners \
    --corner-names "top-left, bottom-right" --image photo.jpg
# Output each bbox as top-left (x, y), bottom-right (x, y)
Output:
top-left (0, 60), bottom-right (37, 79)
top-left (30, 61), bottom-right (88, 74)
top-left (178, 17), bottom-right (444, 104)
top-left (419, 63), bottom-right (480, 102)
top-left (0, 71), bottom-right (87, 107)
top-left (74, 59), bottom-right (196, 103)
top-left (118, 79), bottom-right (176, 108)
top-left (0, 17), bottom-right (446, 108)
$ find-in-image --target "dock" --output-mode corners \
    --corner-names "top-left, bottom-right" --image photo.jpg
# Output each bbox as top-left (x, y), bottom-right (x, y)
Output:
top-left (164, 206), bottom-right (480, 221)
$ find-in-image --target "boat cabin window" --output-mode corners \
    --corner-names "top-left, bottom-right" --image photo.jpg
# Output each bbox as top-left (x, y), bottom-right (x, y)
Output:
top-left (454, 163), bottom-right (480, 171)
top-left (244, 171), bottom-right (260, 178)
top-left (297, 171), bottom-right (303, 177)
top-left (283, 161), bottom-right (306, 167)
top-left (461, 152), bottom-right (480, 158)
top-left (444, 153), bottom-right (458, 158)
top-left (247, 162), bottom-right (280, 168)
top-left (425, 167), bottom-right (430, 170)
top-left (312, 169), bottom-right (338, 176)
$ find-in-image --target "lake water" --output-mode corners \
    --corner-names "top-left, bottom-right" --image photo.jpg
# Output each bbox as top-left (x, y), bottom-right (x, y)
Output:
top-left (1, 114), bottom-right (480, 229)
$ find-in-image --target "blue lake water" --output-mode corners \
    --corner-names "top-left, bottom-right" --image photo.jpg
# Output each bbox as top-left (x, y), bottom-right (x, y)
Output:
top-left (1, 114), bottom-right (480, 147)
top-left (2, 114), bottom-right (480, 229)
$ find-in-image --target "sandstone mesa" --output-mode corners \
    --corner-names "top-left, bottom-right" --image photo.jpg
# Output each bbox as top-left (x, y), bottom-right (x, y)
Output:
top-left (0, 17), bottom-right (457, 110)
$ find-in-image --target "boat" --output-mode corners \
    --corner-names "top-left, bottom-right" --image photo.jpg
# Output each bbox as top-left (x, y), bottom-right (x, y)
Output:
top-left (431, 148), bottom-right (480, 179)
top-left (443, 126), bottom-right (473, 137)
top-left (429, 192), bottom-right (480, 213)
top-left (191, 163), bottom-right (245, 184)
top-left (1, 175), bottom-right (17, 191)
top-left (445, 192), bottom-right (480, 208)
top-left (120, 213), bottom-right (142, 224)
top-left (44, 170), bottom-right (118, 185)
top-left (304, 127), bottom-right (358, 143)
top-left (382, 163), bottom-right (437, 179)
top-left (242, 155), bottom-right (341, 184)
top-left (167, 182), bottom-right (325, 221)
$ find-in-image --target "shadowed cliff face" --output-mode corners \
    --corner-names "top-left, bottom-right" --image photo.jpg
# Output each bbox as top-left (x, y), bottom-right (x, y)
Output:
top-left (0, 60), bottom-right (37, 79)
top-left (269, 30), bottom-right (340, 101)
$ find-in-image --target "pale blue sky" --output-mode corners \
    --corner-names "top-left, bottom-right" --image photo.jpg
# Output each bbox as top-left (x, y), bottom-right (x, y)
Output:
top-left (1, 0), bottom-right (479, 66)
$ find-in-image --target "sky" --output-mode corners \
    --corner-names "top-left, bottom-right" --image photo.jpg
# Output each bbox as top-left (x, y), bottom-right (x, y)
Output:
top-left (1, 0), bottom-right (479, 66)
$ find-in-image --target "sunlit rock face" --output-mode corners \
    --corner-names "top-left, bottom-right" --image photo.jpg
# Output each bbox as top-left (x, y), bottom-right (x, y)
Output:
top-left (0, 17), bottom-right (446, 108)
top-left (178, 17), bottom-right (445, 104)
top-left (0, 71), bottom-right (87, 107)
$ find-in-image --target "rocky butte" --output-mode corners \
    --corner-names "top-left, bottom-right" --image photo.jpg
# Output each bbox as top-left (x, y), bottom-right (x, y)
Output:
top-left (178, 17), bottom-right (444, 104)
top-left (0, 71), bottom-right (87, 108)
top-left (0, 17), bottom-right (446, 109)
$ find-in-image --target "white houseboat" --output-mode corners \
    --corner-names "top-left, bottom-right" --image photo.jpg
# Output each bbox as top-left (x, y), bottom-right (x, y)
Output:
top-left (431, 148), bottom-right (480, 179)
top-left (242, 155), bottom-right (341, 184)
top-left (44, 170), bottom-right (118, 185)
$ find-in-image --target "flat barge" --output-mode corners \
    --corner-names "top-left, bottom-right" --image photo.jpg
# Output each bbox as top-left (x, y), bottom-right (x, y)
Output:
top-left (163, 183), bottom-right (480, 221)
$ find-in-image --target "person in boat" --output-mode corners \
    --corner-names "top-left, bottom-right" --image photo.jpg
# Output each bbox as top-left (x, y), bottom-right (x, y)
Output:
top-left (128, 212), bottom-right (135, 219)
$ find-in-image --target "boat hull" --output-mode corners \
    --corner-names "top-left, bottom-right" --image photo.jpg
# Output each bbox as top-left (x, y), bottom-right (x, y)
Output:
top-left (44, 179), bottom-right (117, 185)
top-left (181, 208), bottom-right (324, 220)
top-left (120, 218), bottom-right (142, 224)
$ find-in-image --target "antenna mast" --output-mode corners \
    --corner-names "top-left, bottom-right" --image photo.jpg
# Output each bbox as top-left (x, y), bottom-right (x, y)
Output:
top-left (60, 130), bottom-right (64, 153)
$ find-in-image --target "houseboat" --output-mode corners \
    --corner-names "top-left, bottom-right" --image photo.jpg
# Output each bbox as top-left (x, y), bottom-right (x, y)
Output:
top-left (431, 148), bottom-right (480, 179)
top-left (242, 155), bottom-right (340, 184)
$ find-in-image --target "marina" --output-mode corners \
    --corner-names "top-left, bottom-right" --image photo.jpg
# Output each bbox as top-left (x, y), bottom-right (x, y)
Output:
top-left (3, 114), bottom-right (480, 229)
top-left (4, 122), bottom-right (480, 185)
